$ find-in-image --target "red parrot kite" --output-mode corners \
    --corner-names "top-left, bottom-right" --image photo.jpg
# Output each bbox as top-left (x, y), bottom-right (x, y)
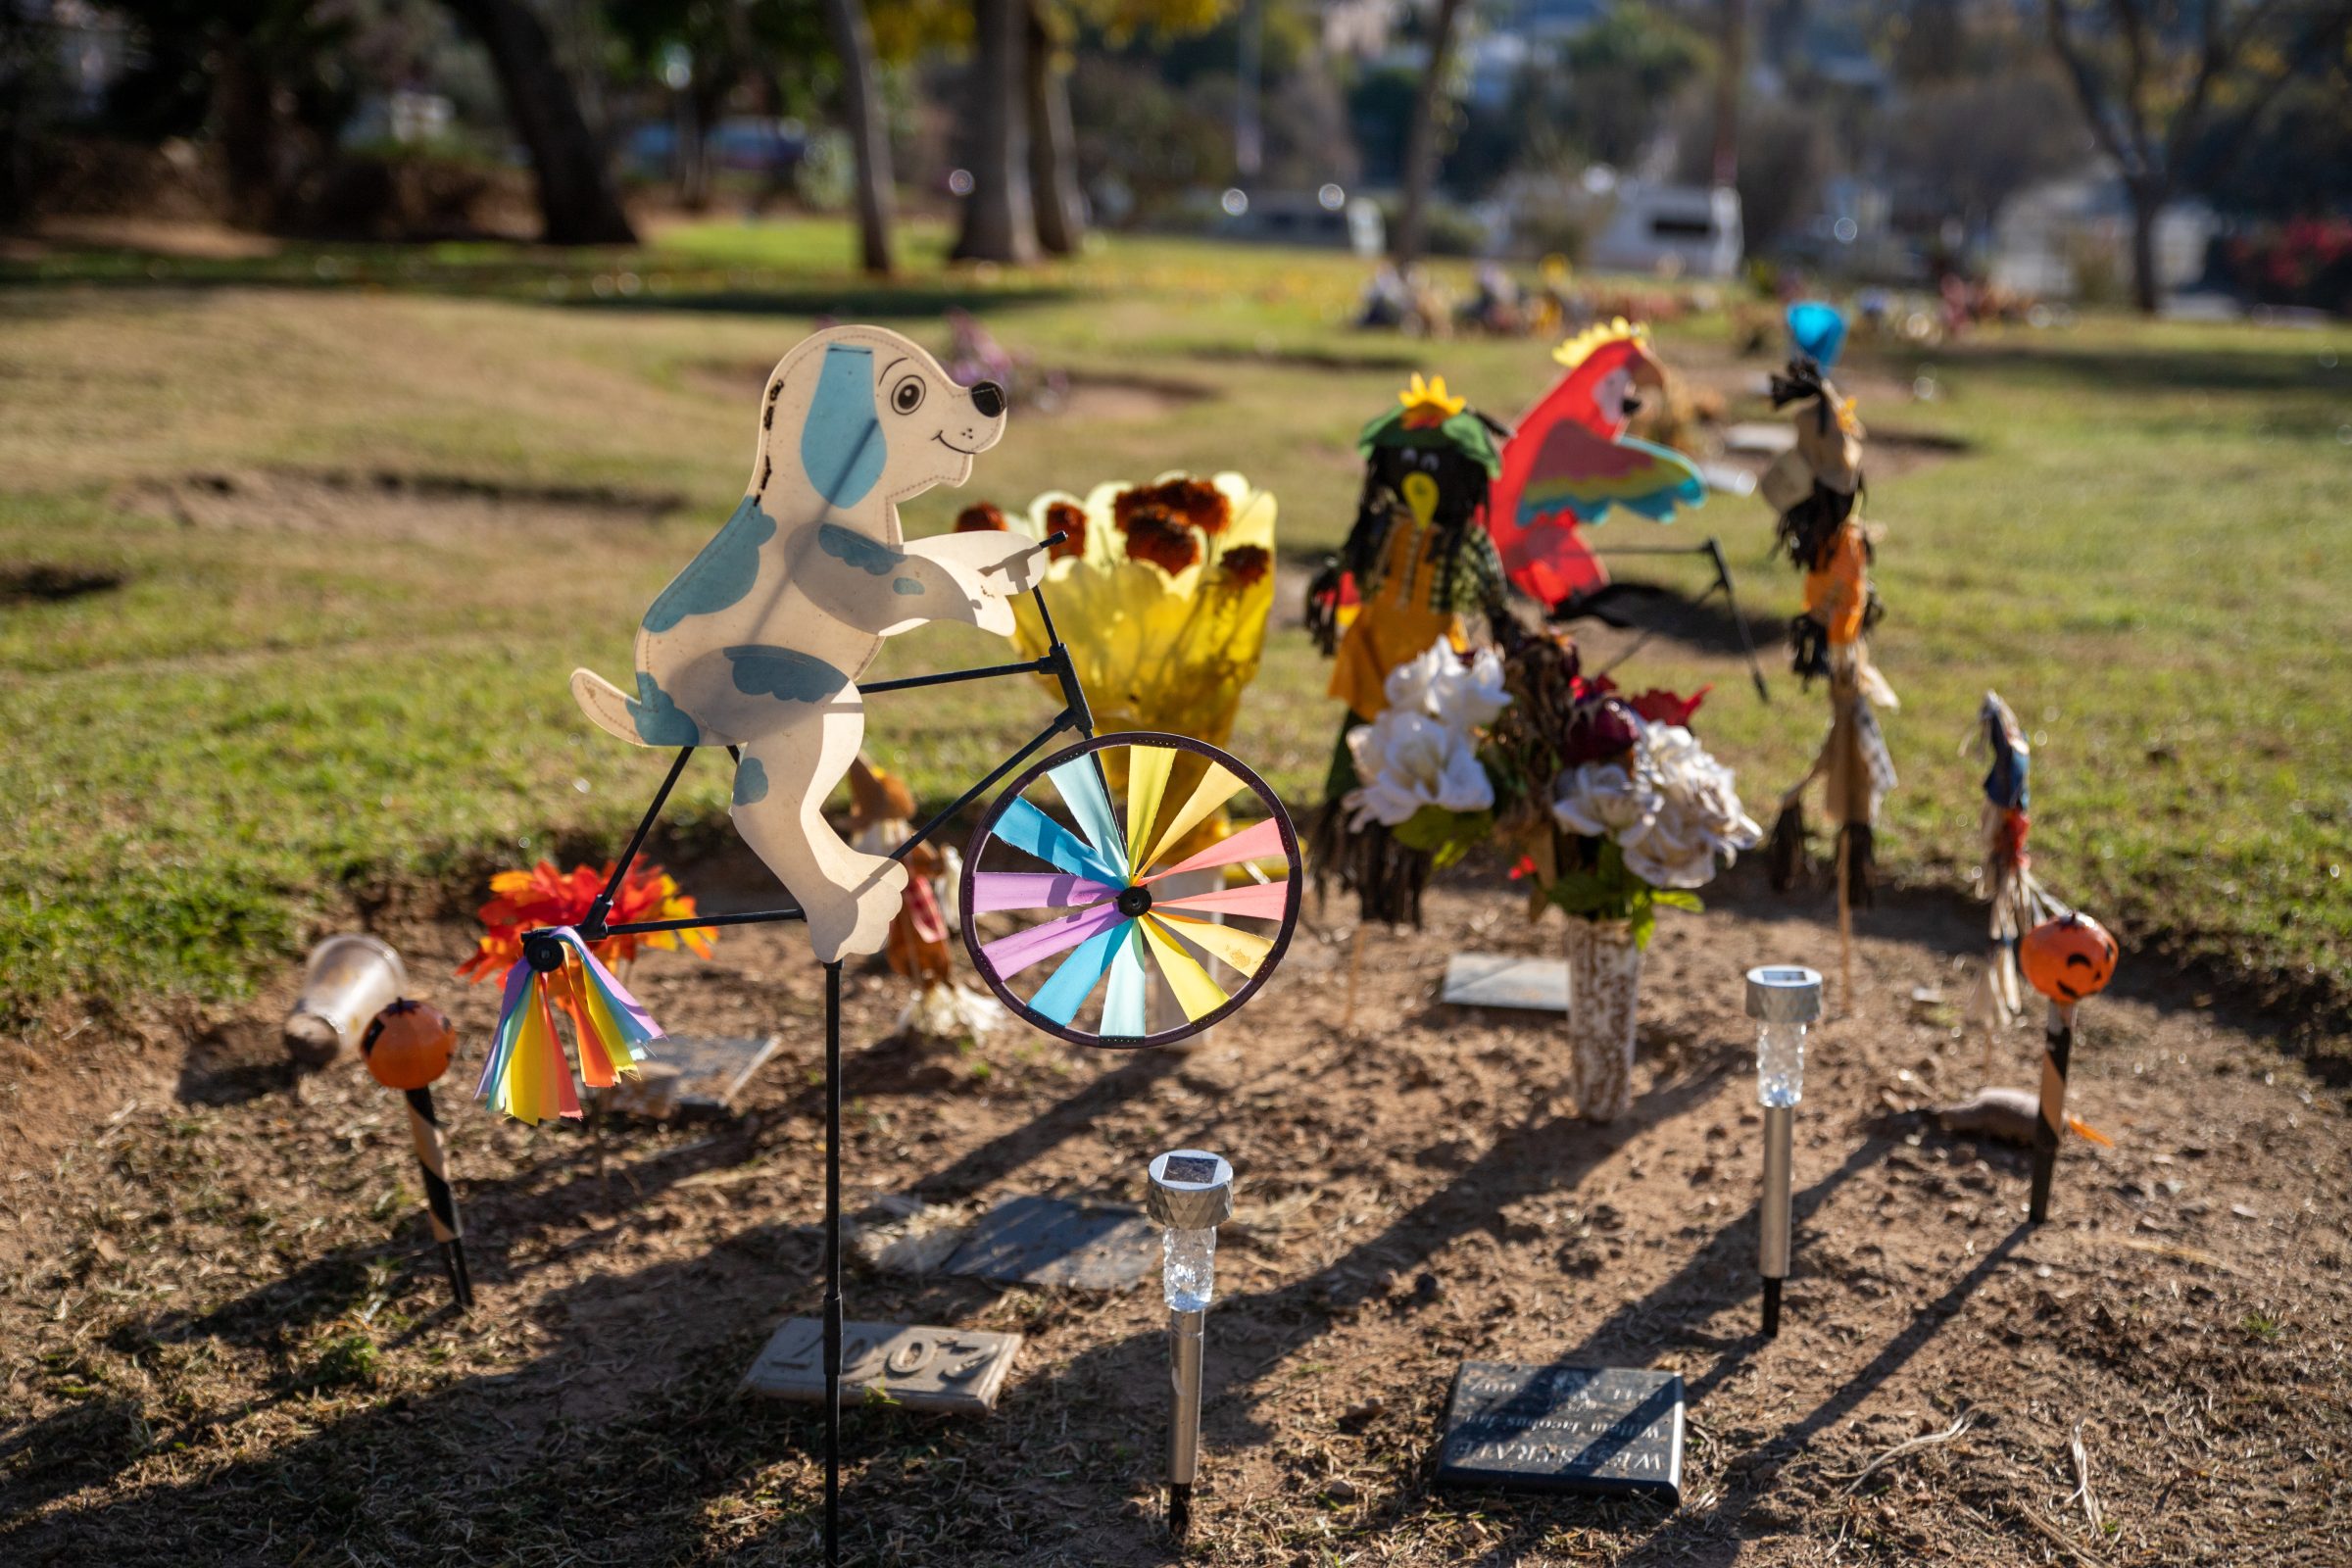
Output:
top-left (1487, 319), bottom-right (1707, 607)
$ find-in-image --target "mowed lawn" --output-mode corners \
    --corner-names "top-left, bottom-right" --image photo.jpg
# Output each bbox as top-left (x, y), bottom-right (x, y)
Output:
top-left (1, 220), bottom-right (2348, 1033)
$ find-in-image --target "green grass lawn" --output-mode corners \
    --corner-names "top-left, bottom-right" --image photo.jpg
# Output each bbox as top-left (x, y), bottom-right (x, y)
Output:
top-left (2, 219), bottom-right (2348, 1033)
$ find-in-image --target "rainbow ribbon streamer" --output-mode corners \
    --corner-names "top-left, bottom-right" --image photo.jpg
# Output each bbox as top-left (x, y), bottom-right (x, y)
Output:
top-left (475, 927), bottom-right (663, 1124)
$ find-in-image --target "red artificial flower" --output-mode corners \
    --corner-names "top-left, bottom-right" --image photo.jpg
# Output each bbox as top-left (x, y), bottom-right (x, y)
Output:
top-left (1625, 684), bottom-right (1713, 727)
top-left (1559, 695), bottom-right (1642, 766)
top-left (1115, 477), bottom-right (1230, 537)
top-left (1120, 507), bottom-right (1203, 574)
top-left (1217, 544), bottom-right (1271, 590)
top-left (456, 859), bottom-right (715, 983)
top-left (1044, 500), bottom-right (1088, 561)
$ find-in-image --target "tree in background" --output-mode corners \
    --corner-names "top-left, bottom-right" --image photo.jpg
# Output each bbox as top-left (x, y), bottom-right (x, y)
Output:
top-left (2179, 34), bottom-right (2352, 220)
top-left (1882, 62), bottom-right (2086, 242)
top-left (2045, 0), bottom-right (2352, 312)
top-left (108, 0), bottom-right (362, 229)
top-left (1026, 0), bottom-right (1083, 253)
top-left (1390, 0), bottom-right (1465, 268)
top-left (830, 0), bottom-right (900, 271)
top-left (953, 0), bottom-right (1038, 261)
top-left (955, 0), bottom-right (1227, 263)
top-left (442, 0), bottom-right (637, 242)
top-left (1562, 3), bottom-right (1711, 170)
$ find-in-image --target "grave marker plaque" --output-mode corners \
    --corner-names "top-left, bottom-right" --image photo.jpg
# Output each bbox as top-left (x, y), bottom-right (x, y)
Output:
top-left (1442, 955), bottom-right (1571, 1013)
top-left (1436, 1363), bottom-right (1685, 1502)
top-left (606, 1032), bottom-right (780, 1119)
top-left (942, 1195), bottom-right (1158, 1291)
top-left (741, 1318), bottom-right (1021, 1414)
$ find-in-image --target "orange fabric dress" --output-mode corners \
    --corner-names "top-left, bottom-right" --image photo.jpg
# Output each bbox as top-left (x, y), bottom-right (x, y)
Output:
top-left (1803, 521), bottom-right (1870, 647)
top-left (1328, 506), bottom-right (1459, 723)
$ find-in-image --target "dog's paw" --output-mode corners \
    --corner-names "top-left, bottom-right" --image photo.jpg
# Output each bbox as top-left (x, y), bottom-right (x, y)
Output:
top-left (804, 857), bottom-right (910, 962)
top-left (988, 538), bottom-right (1050, 595)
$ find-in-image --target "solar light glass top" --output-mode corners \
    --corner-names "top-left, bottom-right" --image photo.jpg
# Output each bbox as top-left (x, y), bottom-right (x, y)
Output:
top-left (1746, 965), bottom-right (1823, 1107)
top-left (1147, 1150), bottom-right (1236, 1312)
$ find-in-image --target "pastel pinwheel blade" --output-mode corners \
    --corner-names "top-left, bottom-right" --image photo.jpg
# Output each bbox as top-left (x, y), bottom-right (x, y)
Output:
top-left (969, 870), bottom-right (1117, 915)
top-left (1123, 743), bottom-right (1176, 869)
top-left (993, 795), bottom-right (1125, 885)
top-left (1049, 757), bottom-right (1129, 880)
top-left (1029, 920), bottom-right (1129, 1026)
top-left (1100, 925), bottom-right (1151, 1038)
top-left (1140, 760), bottom-right (1246, 874)
top-left (1153, 879), bottom-right (1293, 922)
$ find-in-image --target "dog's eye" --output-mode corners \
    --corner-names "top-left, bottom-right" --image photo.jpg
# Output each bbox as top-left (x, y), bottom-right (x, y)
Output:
top-left (892, 377), bottom-right (925, 415)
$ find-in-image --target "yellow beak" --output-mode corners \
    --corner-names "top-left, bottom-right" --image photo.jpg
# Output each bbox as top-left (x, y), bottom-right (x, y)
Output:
top-left (1401, 471), bottom-right (1440, 527)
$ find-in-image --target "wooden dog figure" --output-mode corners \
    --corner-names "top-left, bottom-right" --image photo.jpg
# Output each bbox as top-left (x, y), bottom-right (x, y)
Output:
top-left (571, 324), bottom-right (1045, 961)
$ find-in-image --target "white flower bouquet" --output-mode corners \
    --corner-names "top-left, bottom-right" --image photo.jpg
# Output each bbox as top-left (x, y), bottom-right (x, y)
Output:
top-left (1341, 640), bottom-right (1510, 868)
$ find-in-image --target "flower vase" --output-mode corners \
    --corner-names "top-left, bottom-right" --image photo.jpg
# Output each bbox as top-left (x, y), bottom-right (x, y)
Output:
top-left (1565, 916), bottom-right (1643, 1122)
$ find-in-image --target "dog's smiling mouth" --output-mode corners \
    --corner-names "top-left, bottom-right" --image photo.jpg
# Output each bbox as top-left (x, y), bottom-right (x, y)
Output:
top-left (932, 433), bottom-right (984, 456)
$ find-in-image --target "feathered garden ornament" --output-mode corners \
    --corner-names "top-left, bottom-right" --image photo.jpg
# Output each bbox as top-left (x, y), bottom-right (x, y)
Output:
top-left (1486, 319), bottom-right (1707, 607)
top-left (1306, 373), bottom-right (1512, 931)
top-left (1759, 358), bottom-right (1895, 1006)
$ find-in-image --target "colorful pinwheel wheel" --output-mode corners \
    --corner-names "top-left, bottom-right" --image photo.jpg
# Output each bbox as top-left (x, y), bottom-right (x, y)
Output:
top-left (960, 732), bottom-right (1301, 1047)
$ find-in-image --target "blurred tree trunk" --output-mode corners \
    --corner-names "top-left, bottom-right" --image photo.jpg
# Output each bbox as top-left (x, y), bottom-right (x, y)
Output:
top-left (1391, 0), bottom-right (1463, 269)
top-left (953, 0), bottom-right (1038, 264)
top-left (823, 0), bottom-right (897, 274)
top-left (2126, 184), bottom-right (2161, 315)
top-left (0, 0), bottom-right (33, 224)
top-left (1025, 0), bottom-right (1083, 255)
top-left (213, 41), bottom-right (288, 228)
top-left (677, 90), bottom-right (710, 211)
top-left (443, 0), bottom-right (637, 245)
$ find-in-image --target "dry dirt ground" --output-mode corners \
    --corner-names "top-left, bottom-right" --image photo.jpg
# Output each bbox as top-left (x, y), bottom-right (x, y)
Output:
top-left (5, 846), bottom-right (2348, 1568)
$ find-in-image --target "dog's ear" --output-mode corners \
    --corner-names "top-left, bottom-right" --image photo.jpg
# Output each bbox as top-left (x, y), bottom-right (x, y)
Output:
top-left (799, 343), bottom-right (888, 508)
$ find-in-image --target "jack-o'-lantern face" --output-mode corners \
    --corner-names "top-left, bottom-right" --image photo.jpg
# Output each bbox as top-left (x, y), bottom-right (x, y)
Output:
top-left (362, 999), bottom-right (457, 1090)
top-left (2021, 912), bottom-right (2119, 1004)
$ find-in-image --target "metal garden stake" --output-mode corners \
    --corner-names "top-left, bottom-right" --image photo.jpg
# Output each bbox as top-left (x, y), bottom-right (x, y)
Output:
top-left (1747, 965), bottom-right (1821, 1338)
top-left (1147, 1149), bottom-right (1235, 1540)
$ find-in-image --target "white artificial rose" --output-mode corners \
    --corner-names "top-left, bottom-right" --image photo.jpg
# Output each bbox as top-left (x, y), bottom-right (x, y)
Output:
top-left (1383, 641), bottom-right (1453, 718)
top-left (1622, 826), bottom-right (1720, 890)
top-left (1434, 736), bottom-right (1496, 813)
top-left (1606, 722), bottom-right (1763, 888)
top-left (1551, 760), bottom-right (1660, 840)
top-left (1345, 710), bottom-right (1489, 829)
top-left (1432, 645), bottom-right (1511, 732)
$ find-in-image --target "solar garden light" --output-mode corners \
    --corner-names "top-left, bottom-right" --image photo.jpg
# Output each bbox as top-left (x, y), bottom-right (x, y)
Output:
top-left (1146, 1149), bottom-right (1235, 1540)
top-left (1746, 965), bottom-right (1821, 1339)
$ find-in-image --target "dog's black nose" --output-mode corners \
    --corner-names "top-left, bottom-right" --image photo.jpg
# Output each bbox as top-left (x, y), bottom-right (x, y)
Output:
top-left (968, 380), bottom-right (1006, 417)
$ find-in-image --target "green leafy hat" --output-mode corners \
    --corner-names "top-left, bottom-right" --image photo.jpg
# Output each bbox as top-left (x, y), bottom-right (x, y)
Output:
top-left (1356, 372), bottom-right (1503, 477)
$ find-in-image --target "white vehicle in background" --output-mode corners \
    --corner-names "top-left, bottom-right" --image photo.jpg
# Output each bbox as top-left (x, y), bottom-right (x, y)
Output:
top-left (1588, 180), bottom-right (1743, 279)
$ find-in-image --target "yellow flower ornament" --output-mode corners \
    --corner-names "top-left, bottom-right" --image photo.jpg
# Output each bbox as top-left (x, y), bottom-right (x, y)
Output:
top-left (1001, 471), bottom-right (1278, 751)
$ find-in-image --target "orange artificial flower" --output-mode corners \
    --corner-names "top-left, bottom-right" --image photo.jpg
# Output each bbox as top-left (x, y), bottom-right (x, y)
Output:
top-left (457, 859), bottom-right (715, 984)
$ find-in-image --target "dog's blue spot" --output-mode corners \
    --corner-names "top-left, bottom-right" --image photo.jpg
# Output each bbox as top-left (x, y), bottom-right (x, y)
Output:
top-left (732, 757), bottom-right (769, 806)
top-left (626, 672), bottom-right (701, 745)
top-left (892, 576), bottom-right (923, 595)
top-left (725, 645), bottom-right (849, 703)
top-left (802, 345), bottom-right (886, 508)
top-left (819, 522), bottom-right (906, 577)
top-left (643, 497), bottom-right (776, 633)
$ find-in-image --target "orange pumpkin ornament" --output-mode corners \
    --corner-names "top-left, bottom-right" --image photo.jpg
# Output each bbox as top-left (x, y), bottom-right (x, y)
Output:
top-left (2020, 912), bottom-right (2118, 1004)
top-left (362, 999), bottom-right (457, 1090)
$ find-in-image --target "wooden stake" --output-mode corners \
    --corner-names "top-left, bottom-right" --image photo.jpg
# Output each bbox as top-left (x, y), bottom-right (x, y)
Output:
top-left (1835, 832), bottom-right (1855, 1013)
top-left (1342, 924), bottom-right (1366, 1032)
